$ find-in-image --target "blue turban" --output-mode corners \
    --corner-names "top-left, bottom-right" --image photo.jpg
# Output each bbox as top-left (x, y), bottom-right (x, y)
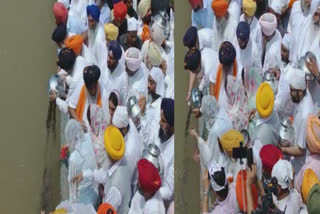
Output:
top-left (183, 26), bottom-right (198, 49)
top-left (52, 24), bottom-right (67, 43)
top-left (219, 41), bottom-right (236, 66)
top-left (161, 98), bottom-right (174, 127)
top-left (184, 48), bottom-right (201, 72)
top-left (108, 40), bottom-right (122, 61)
top-left (112, 0), bottom-right (122, 4)
top-left (236, 21), bottom-right (250, 41)
top-left (87, 4), bottom-right (100, 22)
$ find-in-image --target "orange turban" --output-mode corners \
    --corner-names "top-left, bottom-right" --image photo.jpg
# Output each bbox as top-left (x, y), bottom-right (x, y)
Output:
top-left (97, 203), bottom-right (117, 214)
top-left (211, 0), bottom-right (229, 18)
top-left (65, 35), bottom-right (84, 55)
top-left (307, 115), bottom-right (320, 154)
top-left (236, 170), bottom-right (259, 212)
top-left (302, 168), bottom-right (320, 202)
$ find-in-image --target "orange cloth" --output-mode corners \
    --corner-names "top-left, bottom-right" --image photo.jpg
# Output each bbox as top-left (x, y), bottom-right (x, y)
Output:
top-left (214, 60), bottom-right (237, 101)
top-left (302, 168), bottom-right (320, 202)
top-left (65, 35), bottom-right (84, 55)
top-left (97, 203), bottom-right (117, 214)
top-left (307, 115), bottom-right (320, 154)
top-left (236, 170), bottom-right (259, 212)
top-left (76, 84), bottom-right (102, 120)
top-left (141, 24), bottom-right (151, 41)
top-left (289, 0), bottom-right (297, 8)
top-left (211, 0), bottom-right (229, 17)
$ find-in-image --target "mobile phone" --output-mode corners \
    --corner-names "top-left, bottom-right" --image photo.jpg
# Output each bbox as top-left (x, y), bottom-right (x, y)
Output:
top-left (247, 148), bottom-right (253, 169)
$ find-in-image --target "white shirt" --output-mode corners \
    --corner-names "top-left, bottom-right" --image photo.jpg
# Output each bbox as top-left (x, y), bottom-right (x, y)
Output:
top-left (87, 24), bottom-right (107, 68)
top-left (68, 83), bottom-right (107, 129)
top-left (141, 97), bottom-right (162, 146)
top-left (126, 64), bottom-right (148, 99)
top-left (128, 191), bottom-right (166, 214)
top-left (273, 189), bottom-right (302, 214)
top-left (156, 135), bottom-right (174, 202)
top-left (291, 92), bottom-right (314, 176)
top-left (101, 62), bottom-right (128, 105)
top-left (212, 13), bottom-right (238, 52)
top-left (199, 48), bottom-right (219, 93)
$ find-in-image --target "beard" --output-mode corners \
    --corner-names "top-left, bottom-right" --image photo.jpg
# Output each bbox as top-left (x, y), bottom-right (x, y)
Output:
top-left (108, 62), bottom-right (117, 71)
top-left (291, 94), bottom-right (301, 103)
top-left (159, 127), bottom-right (172, 143)
top-left (143, 15), bottom-right (152, 25)
top-left (88, 27), bottom-right (97, 47)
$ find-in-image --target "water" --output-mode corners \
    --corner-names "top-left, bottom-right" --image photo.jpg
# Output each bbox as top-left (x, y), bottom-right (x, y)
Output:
top-left (0, 1), bottom-right (61, 212)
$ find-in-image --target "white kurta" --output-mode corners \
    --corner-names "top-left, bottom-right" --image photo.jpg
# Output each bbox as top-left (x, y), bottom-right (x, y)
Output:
top-left (234, 38), bottom-right (262, 73)
top-left (126, 64), bottom-right (148, 99)
top-left (291, 91), bottom-right (314, 176)
top-left (128, 191), bottom-right (166, 214)
top-left (100, 3), bottom-right (111, 24)
top-left (87, 24), bottom-right (107, 69)
top-left (258, 30), bottom-right (282, 72)
top-left (273, 188), bottom-right (303, 214)
top-left (156, 135), bottom-right (174, 203)
top-left (140, 97), bottom-right (162, 146)
top-left (191, 0), bottom-right (214, 29)
top-left (212, 13), bottom-right (238, 52)
top-left (101, 62), bottom-right (128, 105)
top-left (69, 0), bottom-right (88, 26)
top-left (199, 47), bottom-right (219, 94)
top-left (68, 133), bottom-right (99, 206)
top-left (239, 14), bottom-right (262, 46)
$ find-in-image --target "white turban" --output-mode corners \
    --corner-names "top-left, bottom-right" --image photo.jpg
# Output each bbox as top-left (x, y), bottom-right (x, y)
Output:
top-left (271, 160), bottom-right (293, 189)
top-left (127, 17), bottom-right (138, 31)
top-left (259, 13), bottom-right (277, 36)
top-left (125, 47), bottom-right (142, 71)
top-left (150, 67), bottom-right (165, 97)
top-left (146, 42), bottom-right (163, 67)
top-left (288, 67), bottom-right (306, 90)
top-left (112, 106), bottom-right (129, 128)
top-left (282, 33), bottom-right (290, 50)
top-left (138, 0), bottom-right (151, 18)
top-left (208, 161), bottom-right (227, 192)
top-left (151, 23), bottom-right (165, 46)
top-left (269, 0), bottom-right (288, 15)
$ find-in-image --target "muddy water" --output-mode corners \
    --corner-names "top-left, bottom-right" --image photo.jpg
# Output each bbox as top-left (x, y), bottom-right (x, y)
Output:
top-left (175, 1), bottom-right (201, 213)
top-left (0, 1), bottom-right (61, 213)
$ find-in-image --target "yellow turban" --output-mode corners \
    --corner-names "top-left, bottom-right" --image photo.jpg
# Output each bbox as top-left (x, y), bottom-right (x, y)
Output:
top-left (302, 168), bottom-right (320, 202)
top-left (53, 208), bottom-right (67, 214)
top-left (104, 125), bottom-right (125, 161)
top-left (220, 129), bottom-right (244, 157)
top-left (256, 82), bottom-right (274, 118)
top-left (211, 0), bottom-right (229, 18)
top-left (242, 0), bottom-right (257, 17)
top-left (138, 0), bottom-right (151, 18)
top-left (104, 23), bottom-right (119, 41)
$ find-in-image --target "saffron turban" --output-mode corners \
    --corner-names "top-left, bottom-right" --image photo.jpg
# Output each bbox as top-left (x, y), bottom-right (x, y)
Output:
top-left (307, 115), bottom-right (320, 154)
top-left (65, 35), bottom-right (84, 55)
top-left (211, 0), bottom-right (229, 18)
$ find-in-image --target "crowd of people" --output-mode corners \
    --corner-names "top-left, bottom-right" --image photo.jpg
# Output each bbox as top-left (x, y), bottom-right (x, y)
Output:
top-left (185, 0), bottom-right (320, 213)
top-left (46, 0), bottom-right (174, 213)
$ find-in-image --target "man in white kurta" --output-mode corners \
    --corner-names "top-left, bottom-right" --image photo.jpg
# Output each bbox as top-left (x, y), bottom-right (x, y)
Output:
top-left (101, 40), bottom-right (128, 105)
top-left (280, 67), bottom-right (314, 177)
top-left (258, 13), bottom-right (282, 72)
top-left (112, 106), bottom-right (144, 193)
top-left (124, 47), bottom-right (148, 99)
top-left (189, 0), bottom-right (214, 29)
top-left (271, 160), bottom-right (302, 214)
top-left (211, 0), bottom-right (239, 51)
top-left (128, 159), bottom-right (165, 214)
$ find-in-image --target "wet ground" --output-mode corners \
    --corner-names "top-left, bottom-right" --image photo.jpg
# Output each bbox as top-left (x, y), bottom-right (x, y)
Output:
top-left (0, 1), bottom-right (61, 212)
top-left (175, 2), bottom-right (201, 213)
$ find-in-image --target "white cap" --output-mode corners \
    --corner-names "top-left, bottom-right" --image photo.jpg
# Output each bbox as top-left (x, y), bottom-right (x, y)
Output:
top-left (127, 17), bottom-right (138, 31)
top-left (271, 159), bottom-right (293, 189)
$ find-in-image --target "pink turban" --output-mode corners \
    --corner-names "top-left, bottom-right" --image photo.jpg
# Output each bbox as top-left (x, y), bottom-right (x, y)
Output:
top-left (125, 47), bottom-right (142, 72)
top-left (259, 13), bottom-right (277, 36)
top-left (307, 115), bottom-right (320, 154)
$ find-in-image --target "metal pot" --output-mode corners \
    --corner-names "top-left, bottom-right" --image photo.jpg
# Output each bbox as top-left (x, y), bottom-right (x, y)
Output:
top-left (191, 88), bottom-right (203, 109)
top-left (142, 144), bottom-right (163, 175)
top-left (127, 96), bottom-right (141, 131)
top-left (298, 52), bottom-right (316, 82)
top-left (48, 74), bottom-right (66, 98)
top-left (263, 70), bottom-right (278, 95)
top-left (151, 11), bottom-right (171, 41)
top-left (279, 118), bottom-right (294, 146)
